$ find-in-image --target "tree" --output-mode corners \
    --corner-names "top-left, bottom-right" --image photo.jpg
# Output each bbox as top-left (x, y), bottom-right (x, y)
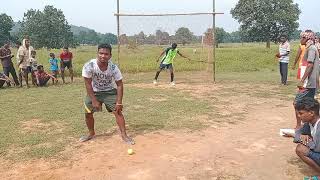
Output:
top-left (19, 5), bottom-right (74, 48)
top-left (134, 31), bottom-right (146, 45)
top-left (216, 28), bottom-right (227, 47)
top-left (75, 30), bottom-right (115, 45)
top-left (145, 34), bottom-right (156, 44)
top-left (119, 34), bottom-right (128, 45)
top-left (175, 27), bottom-right (193, 45)
top-left (0, 13), bottom-right (14, 45)
top-left (155, 30), bottom-right (170, 45)
top-left (203, 27), bottom-right (227, 47)
top-left (290, 29), bottom-right (302, 40)
top-left (155, 30), bottom-right (162, 45)
top-left (228, 31), bottom-right (244, 43)
top-left (99, 33), bottom-right (117, 45)
top-left (161, 32), bottom-right (170, 45)
top-left (86, 30), bottom-right (99, 45)
top-left (231, 0), bottom-right (300, 48)
top-left (75, 31), bottom-right (88, 45)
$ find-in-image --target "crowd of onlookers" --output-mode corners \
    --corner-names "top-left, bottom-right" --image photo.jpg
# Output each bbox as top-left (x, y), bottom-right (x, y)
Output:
top-left (278, 30), bottom-right (320, 176)
top-left (0, 37), bottom-right (74, 88)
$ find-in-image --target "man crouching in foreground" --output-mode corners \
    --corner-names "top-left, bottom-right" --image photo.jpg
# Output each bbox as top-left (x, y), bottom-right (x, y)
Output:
top-left (80, 43), bottom-right (134, 145)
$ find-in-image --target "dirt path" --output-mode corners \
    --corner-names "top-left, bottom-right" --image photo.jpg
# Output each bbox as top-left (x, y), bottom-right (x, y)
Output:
top-left (0, 79), bottom-right (316, 180)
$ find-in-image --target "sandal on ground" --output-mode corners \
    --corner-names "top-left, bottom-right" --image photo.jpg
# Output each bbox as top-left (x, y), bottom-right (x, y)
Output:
top-left (79, 135), bottom-right (95, 142)
top-left (123, 137), bottom-right (135, 145)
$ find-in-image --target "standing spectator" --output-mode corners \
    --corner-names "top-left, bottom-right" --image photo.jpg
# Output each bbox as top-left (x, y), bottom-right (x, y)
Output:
top-left (276, 35), bottom-right (290, 85)
top-left (294, 30), bottom-right (319, 129)
top-left (315, 37), bottom-right (320, 54)
top-left (0, 41), bottom-right (20, 86)
top-left (49, 53), bottom-right (59, 85)
top-left (315, 37), bottom-right (320, 92)
top-left (60, 47), bottom-right (74, 83)
top-left (17, 38), bottom-right (34, 88)
top-left (16, 41), bottom-right (22, 64)
top-left (292, 43), bottom-right (306, 80)
top-left (28, 50), bottom-right (38, 85)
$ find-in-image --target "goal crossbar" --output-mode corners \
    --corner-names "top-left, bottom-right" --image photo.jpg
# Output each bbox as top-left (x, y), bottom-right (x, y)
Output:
top-left (114, 12), bottom-right (224, 17)
top-left (115, 0), bottom-right (223, 82)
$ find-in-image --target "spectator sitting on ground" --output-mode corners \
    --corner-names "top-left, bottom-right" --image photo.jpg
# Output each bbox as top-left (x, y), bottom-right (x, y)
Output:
top-left (34, 65), bottom-right (57, 87)
top-left (290, 97), bottom-right (320, 174)
top-left (0, 72), bottom-right (14, 88)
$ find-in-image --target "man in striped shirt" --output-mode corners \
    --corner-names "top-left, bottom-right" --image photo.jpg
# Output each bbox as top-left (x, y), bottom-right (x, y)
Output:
top-left (276, 35), bottom-right (290, 85)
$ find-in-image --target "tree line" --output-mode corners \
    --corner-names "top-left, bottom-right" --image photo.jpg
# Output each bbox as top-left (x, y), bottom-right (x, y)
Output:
top-left (0, 0), bottom-right (306, 49)
top-left (1, 5), bottom-right (117, 48)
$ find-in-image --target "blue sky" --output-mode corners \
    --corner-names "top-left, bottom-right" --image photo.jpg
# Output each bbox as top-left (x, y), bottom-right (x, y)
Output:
top-left (0, 0), bottom-right (318, 35)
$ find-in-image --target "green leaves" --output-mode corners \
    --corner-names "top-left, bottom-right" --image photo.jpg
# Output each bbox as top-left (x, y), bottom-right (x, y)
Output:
top-left (175, 27), bottom-right (193, 45)
top-left (19, 5), bottom-right (74, 49)
top-left (231, 0), bottom-right (301, 47)
top-left (204, 28), bottom-right (227, 47)
top-left (0, 13), bottom-right (14, 44)
top-left (74, 30), bottom-right (117, 45)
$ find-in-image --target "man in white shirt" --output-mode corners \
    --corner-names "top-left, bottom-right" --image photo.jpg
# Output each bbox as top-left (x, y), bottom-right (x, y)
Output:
top-left (17, 38), bottom-right (34, 88)
top-left (81, 44), bottom-right (134, 145)
top-left (276, 34), bottom-right (290, 85)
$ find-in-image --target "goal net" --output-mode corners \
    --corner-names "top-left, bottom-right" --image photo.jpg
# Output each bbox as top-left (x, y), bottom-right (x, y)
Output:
top-left (116, 0), bottom-right (218, 81)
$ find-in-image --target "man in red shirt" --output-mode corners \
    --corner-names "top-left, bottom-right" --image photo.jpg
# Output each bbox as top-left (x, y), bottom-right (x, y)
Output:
top-left (60, 47), bottom-right (73, 83)
top-left (35, 65), bottom-right (57, 86)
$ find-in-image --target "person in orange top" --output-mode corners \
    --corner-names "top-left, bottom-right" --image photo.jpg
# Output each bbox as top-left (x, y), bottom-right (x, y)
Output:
top-left (292, 43), bottom-right (306, 80)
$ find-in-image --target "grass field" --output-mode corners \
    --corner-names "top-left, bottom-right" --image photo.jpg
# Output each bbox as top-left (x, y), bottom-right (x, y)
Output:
top-left (0, 43), bottom-right (301, 161)
top-left (11, 42), bottom-right (299, 74)
top-left (0, 78), bottom-right (213, 160)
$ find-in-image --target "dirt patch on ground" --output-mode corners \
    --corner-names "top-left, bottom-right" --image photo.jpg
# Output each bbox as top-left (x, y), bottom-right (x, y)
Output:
top-left (1, 101), bottom-right (312, 180)
top-left (20, 119), bottom-right (64, 134)
top-left (20, 119), bottom-right (51, 133)
top-left (149, 97), bottom-right (168, 102)
top-left (0, 74), bottom-right (316, 180)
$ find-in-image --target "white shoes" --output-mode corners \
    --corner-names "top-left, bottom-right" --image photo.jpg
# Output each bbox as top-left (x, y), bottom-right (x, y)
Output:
top-left (153, 80), bottom-right (175, 86)
top-left (153, 80), bottom-right (158, 85)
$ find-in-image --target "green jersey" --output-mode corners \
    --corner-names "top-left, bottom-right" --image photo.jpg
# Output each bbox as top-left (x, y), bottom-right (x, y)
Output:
top-left (161, 48), bottom-right (178, 64)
